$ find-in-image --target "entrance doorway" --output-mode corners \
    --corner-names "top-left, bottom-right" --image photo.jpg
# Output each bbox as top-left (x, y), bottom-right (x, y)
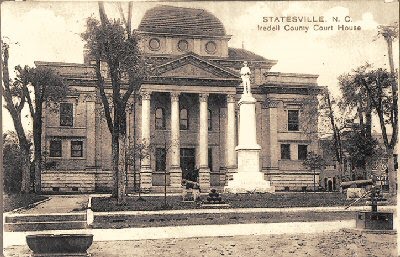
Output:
top-left (327, 180), bottom-right (333, 191)
top-left (180, 148), bottom-right (197, 182)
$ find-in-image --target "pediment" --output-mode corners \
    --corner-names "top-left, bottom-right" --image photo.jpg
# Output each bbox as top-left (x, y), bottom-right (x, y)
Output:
top-left (162, 63), bottom-right (220, 78)
top-left (153, 53), bottom-right (240, 80)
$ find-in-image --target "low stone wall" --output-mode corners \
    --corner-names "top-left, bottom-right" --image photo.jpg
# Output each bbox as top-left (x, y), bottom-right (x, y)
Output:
top-left (41, 169), bottom-right (238, 193)
top-left (41, 170), bottom-right (95, 193)
top-left (94, 170), bottom-right (113, 192)
top-left (152, 172), bottom-right (171, 186)
top-left (210, 172), bottom-right (225, 187)
top-left (270, 172), bottom-right (319, 191)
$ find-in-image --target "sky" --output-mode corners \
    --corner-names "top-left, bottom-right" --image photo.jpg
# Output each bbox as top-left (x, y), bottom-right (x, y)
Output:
top-left (1, 1), bottom-right (399, 133)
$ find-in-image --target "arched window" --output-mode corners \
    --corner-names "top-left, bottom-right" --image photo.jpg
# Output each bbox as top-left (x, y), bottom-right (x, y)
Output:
top-left (155, 108), bottom-right (166, 130)
top-left (208, 109), bottom-right (212, 131)
top-left (180, 108), bottom-right (188, 130)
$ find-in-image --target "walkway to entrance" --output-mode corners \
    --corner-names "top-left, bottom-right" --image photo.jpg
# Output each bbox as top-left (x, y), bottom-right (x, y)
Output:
top-left (6, 195), bottom-right (89, 215)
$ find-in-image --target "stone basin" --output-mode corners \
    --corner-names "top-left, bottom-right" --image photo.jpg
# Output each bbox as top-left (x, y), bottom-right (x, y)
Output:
top-left (356, 211), bottom-right (394, 230)
top-left (26, 234), bottom-right (93, 255)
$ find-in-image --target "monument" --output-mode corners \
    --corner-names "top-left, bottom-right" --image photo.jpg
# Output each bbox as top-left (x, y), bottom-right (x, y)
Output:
top-left (225, 62), bottom-right (275, 193)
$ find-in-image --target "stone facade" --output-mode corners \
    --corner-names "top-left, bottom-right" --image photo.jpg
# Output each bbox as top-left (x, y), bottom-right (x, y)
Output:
top-left (38, 5), bottom-right (322, 193)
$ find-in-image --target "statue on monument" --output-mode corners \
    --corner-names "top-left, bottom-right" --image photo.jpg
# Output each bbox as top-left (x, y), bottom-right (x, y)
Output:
top-left (240, 61), bottom-right (251, 95)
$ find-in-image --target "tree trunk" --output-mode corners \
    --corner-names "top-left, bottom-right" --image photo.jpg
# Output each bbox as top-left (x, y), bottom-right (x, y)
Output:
top-left (111, 131), bottom-right (119, 198)
top-left (385, 38), bottom-right (397, 195)
top-left (365, 100), bottom-right (373, 179)
top-left (33, 115), bottom-right (42, 193)
top-left (387, 37), bottom-right (394, 74)
top-left (387, 149), bottom-right (396, 195)
top-left (132, 93), bottom-right (137, 192)
top-left (118, 134), bottom-right (126, 204)
top-left (20, 146), bottom-right (31, 193)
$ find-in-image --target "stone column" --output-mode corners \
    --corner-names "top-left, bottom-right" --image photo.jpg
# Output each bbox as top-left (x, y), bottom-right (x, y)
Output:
top-left (266, 100), bottom-right (279, 170)
top-left (170, 92), bottom-right (182, 190)
top-left (140, 90), bottom-right (152, 192)
top-left (226, 94), bottom-right (237, 181)
top-left (199, 93), bottom-right (210, 192)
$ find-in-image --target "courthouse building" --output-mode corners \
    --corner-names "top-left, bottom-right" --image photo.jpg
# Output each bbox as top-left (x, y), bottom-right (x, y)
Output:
top-left (38, 5), bottom-right (322, 193)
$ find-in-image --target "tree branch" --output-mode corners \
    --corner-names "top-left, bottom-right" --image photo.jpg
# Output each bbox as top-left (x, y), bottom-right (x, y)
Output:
top-left (122, 79), bottom-right (139, 106)
top-left (361, 73), bottom-right (390, 148)
top-left (24, 86), bottom-right (36, 119)
top-left (117, 3), bottom-right (128, 32)
top-left (95, 59), bottom-right (114, 134)
top-left (1, 42), bottom-right (30, 151)
top-left (16, 83), bottom-right (27, 113)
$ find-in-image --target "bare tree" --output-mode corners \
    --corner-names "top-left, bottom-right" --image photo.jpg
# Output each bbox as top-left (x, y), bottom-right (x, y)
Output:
top-left (81, 3), bottom-right (146, 203)
top-left (338, 66), bottom-right (375, 178)
top-left (17, 65), bottom-right (68, 193)
top-left (355, 65), bottom-right (398, 194)
top-left (2, 41), bottom-right (67, 193)
top-left (1, 42), bottom-right (31, 193)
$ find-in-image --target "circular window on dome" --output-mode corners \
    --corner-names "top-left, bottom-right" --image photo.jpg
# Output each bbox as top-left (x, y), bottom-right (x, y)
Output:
top-left (149, 38), bottom-right (160, 51)
top-left (205, 41), bottom-right (217, 54)
top-left (178, 40), bottom-right (189, 52)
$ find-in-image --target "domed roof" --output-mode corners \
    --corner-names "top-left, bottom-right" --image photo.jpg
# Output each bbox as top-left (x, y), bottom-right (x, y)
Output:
top-left (138, 5), bottom-right (226, 36)
top-left (228, 48), bottom-right (268, 61)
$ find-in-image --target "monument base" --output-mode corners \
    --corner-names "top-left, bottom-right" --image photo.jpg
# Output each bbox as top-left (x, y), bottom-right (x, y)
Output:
top-left (224, 172), bottom-right (275, 193)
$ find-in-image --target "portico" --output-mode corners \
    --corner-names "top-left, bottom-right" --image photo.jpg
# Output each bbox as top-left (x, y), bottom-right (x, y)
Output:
top-left (138, 83), bottom-right (237, 192)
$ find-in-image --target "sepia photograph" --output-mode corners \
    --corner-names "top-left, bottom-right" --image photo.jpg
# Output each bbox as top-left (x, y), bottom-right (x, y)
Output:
top-left (1, 1), bottom-right (399, 256)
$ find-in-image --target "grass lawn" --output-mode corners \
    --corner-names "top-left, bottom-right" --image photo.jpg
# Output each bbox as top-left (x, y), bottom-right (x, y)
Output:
top-left (92, 211), bottom-right (357, 229)
top-left (92, 192), bottom-right (364, 212)
top-left (3, 193), bottom-right (48, 212)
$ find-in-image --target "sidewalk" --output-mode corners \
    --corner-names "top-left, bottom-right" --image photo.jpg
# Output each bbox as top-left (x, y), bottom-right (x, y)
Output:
top-left (3, 220), bottom-right (355, 248)
top-left (6, 195), bottom-right (89, 215)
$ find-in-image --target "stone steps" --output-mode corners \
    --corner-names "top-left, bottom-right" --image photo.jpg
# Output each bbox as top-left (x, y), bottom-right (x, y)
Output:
top-left (4, 213), bottom-right (87, 232)
top-left (5, 213), bottom-right (86, 223)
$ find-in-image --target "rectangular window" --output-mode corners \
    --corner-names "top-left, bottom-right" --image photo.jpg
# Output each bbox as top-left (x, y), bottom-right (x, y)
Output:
top-left (288, 110), bottom-right (299, 131)
top-left (281, 144), bottom-right (291, 160)
top-left (71, 141), bottom-right (83, 157)
top-left (155, 148), bottom-right (166, 171)
top-left (298, 145), bottom-right (308, 160)
top-left (155, 108), bottom-right (166, 130)
top-left (49, 140), bottom-right (62, 157)
top-left (180, 109), bottom-right (189, 130)
top-left (60, 103), bottom-right (73, 126)
top-left (208, 148), bottom-right (213, 171)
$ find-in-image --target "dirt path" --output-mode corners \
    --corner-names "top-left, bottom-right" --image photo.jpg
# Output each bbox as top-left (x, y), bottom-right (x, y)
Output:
top-left (4, 231), bottom-right (396, 257)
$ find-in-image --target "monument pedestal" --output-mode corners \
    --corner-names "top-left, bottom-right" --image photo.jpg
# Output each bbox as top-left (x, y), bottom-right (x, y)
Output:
top-left (225, 172), bottom-right (275, 193)
top-left (225, 93), bottom-right (275, 193)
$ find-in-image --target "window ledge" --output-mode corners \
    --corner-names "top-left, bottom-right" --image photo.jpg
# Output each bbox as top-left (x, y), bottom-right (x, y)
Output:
top-left (47, 126), bottom-right (87, 129)
top-left (279, 159), bottom-right (306, 162)
top-left (153, 171), bottom-right (170, 174)
top-left (279, 130), bottom-right (302, 133)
